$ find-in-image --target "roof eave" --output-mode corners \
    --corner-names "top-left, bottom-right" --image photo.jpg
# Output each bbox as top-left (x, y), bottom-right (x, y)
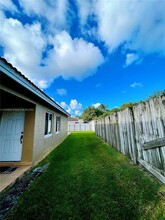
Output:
top-left (0, 58), bottom-right (70, 117)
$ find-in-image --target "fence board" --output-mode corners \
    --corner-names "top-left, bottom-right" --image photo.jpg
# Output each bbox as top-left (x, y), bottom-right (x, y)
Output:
top-left (68, 121), bottom-right (95, 131)
top-left (143, 137), bottom-right (165, 150)
top-left (95, 95), bottom-right (165, 184)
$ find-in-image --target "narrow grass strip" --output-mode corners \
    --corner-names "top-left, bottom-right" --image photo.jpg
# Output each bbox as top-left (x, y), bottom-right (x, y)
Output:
top-left (6, 132), bottom-right (165, 220)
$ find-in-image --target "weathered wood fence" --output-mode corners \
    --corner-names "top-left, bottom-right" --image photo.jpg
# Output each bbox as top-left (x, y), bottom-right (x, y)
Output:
top-left (95, 96), bottom-right (165, 184)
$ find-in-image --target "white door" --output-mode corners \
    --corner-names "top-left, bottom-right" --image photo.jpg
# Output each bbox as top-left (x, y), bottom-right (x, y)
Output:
top-left (0, 111), bottom-right (24, 161)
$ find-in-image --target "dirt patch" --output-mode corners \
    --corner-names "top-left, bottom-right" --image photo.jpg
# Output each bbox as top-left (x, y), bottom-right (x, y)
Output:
top-left (0, 164), bottom-right (49, 220)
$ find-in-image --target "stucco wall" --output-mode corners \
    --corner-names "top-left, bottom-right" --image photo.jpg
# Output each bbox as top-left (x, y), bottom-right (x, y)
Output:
top-left (22, 109), bottom-right (35, 164)
top-left (32, 104), bottom-right (68, 165)
top-left (1, 82), bottom-right (68, 166)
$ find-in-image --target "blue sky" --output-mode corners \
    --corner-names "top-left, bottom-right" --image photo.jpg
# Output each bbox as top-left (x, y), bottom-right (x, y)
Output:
top-left (0, 0), bottom-right (165, 116)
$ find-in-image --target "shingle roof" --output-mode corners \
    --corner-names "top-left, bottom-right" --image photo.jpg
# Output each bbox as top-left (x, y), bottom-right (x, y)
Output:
top-left (0, 57), bottom-right (70, 116)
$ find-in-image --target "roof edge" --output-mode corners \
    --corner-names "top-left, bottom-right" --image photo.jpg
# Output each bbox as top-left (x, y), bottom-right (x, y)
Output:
top-left (0, 57), bottom-right (70, 117)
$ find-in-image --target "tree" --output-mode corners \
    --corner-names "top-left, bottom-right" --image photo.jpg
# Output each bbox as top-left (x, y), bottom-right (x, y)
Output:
top-left (98, 104), bottom-right (108, 112)
top-left (82, 104), bottom-right (107, 122)
top-left (82, 106), bottom-right (97, 122)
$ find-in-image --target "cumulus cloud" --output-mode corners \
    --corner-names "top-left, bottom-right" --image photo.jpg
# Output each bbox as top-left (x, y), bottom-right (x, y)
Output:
top-left (59, 99), bottom-right (83, 116)
top-left (0, 0), bottom-right (18, 12)
top-left (60, 101), bottom-right (68, 109)
top-left (56, 88), bottom-right (67, 96)
top-left (44, 31), bottom-right (104, 81)
top-left (70, 99), bottom-right (82, 110)
top-left (93, 103), bottom-right (101, 108)
top-left (76, 0), bottom-right (93, 26)
top-left (1, 0), bottom-right (165, 88)
top-left (19, 0), bottom-right (68, 31)
top-left (130, 82), bottom-right (143, 88)
top-left (75, 0), bottom-right (98, 38)
top-left (0, 13), bottom-right (104, 88)
top-left (0, 14), bottom-right (46, 83)
top-left (75, 0), bottom-right (165, 66)
top-left (94, 0), bottom-right (165, 56)
top-left (38, 80), bottom-right (50, 89)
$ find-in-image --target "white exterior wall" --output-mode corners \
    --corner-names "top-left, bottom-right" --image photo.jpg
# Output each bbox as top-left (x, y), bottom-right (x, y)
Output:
top-left (32, 104), bottom-right (68, 165)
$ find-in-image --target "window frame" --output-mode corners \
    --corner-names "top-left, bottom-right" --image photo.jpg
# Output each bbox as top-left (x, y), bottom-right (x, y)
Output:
top-left (55, 116), bottom-right (61, 133)
top-left (44, 112), bottom-right (53, 138)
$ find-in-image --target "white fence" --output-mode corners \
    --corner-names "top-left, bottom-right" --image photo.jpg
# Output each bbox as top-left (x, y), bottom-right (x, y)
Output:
top-left (68, 121), bottom-right (95, 131)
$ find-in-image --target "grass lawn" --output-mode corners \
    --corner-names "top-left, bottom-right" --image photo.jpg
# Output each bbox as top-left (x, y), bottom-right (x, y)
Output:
top-left (6, 132), bottom-right (165, 220)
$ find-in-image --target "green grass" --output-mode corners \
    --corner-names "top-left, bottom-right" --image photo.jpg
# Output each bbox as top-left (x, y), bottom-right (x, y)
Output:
top-left (6, 132), bottom-right (165, 220)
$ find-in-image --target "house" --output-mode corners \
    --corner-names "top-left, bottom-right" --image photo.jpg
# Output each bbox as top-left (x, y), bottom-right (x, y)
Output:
top-left (0, 57), bottom-right (70, 167)
top-left (68, 117), bottom-right (84, 124)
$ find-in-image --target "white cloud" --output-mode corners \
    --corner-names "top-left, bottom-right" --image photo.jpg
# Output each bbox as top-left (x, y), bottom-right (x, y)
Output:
top-left (0, 14), bottom-right (46, 84)
top-left (75, 0), bottom-right (98, 38)
top-left (95, 0), bottom-right (137, 51)
top-left (124, 53), bottom-right (140, 67)
top-left (44, 31), bottom-right (104, 81)
top-left (76, 0), bottom-right (93, 26)
top-left (1, 0), bottom-right (165, 88)
top-left (93, 103), bottom-right (101, 108)
top-left (0, 14), bottom-right (104, 88)
top-left (75, 0), bottom-right (165, 64)
top-left (130, 82), bottom-right (143, 88)
top-left (70, 99), bottom-right (82, 110)
top-left (38, 80), bottom-right (50, 89)
top-left (56, 88), bottom-right (67, 96)
top-left (0, 0), bottom-right (18, 12)
top-left (75, 110), bottom-right (81, 116)
top-left (19, 0), bottom-right (68, 31)
top-left (60, 99), bottom-right (82, 116)
top-left (66, 107), bottom-right (71, 115)
top-left (60, 101), bottom-right (68, 109)
top-left (94, 0), bottom-right (165, 56)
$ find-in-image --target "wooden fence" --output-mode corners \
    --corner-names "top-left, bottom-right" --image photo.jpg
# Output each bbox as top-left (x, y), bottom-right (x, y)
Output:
top-left (95, 96), bottom-right (165, 184)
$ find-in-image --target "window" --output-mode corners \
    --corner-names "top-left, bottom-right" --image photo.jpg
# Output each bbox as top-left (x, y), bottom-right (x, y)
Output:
top-left (56, 116), bottom-right (61, 133)
top-left (45, 112), bottom-right (53, 136)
